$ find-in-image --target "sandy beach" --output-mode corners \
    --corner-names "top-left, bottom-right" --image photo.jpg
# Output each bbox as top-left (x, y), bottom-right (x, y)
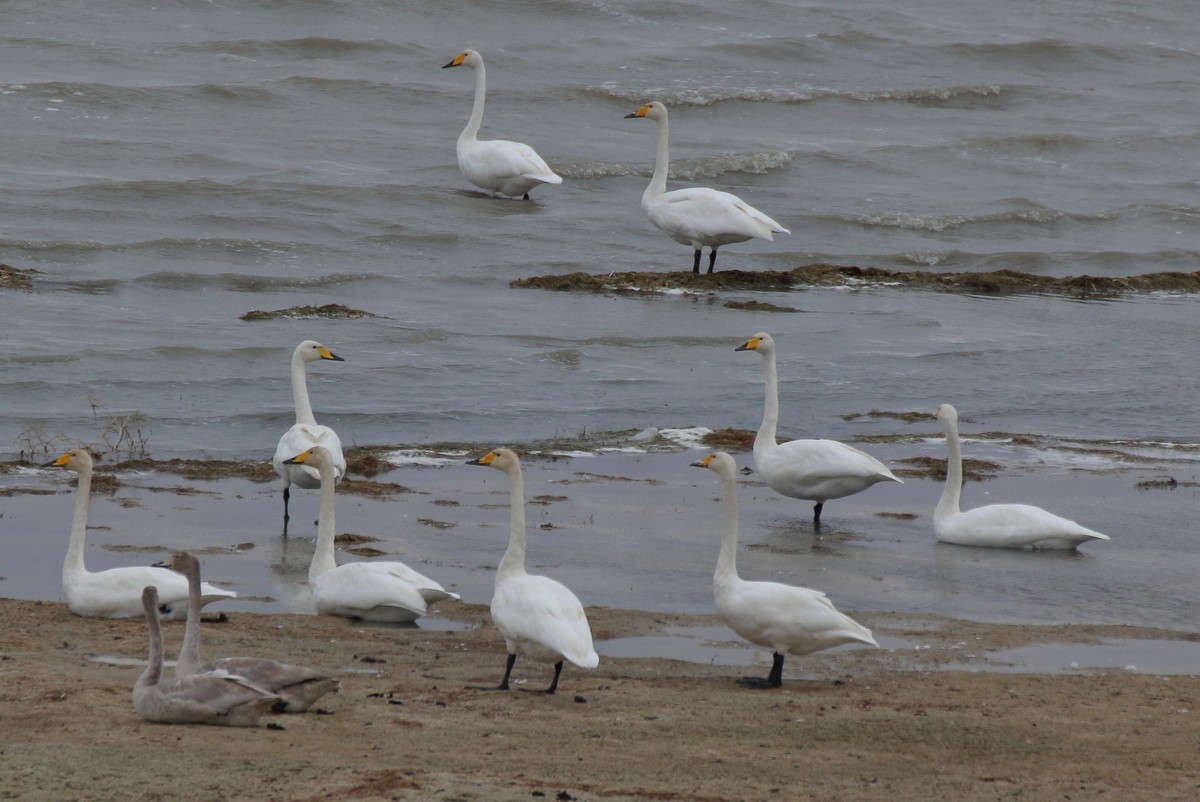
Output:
top-left (1, 595), bottom-right (1198, 801)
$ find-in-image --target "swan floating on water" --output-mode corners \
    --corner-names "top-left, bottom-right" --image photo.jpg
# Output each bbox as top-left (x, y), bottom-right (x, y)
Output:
top-left (271, 340), bottom-right (346, 533)
top-left (934, 403), bottom-right (1111, 550)
top-left (736, 332), bottom-right (901, 523)
top-left (442, 49), bottom-right (562, 199)
top-left (624, 101), bottom-right (788, 273)
top-left (133, 585), bottom-right (280, 726)
top-left (284, 446), bottom-right (458, 623)
top-left (158, 551), bottom-right (339, 713)
top-left (468, 448), bottom-right (598, 694)
top-left (45, 449), bottom-right (235, 619)
top-left (692, 452), bottom-right (877, 688)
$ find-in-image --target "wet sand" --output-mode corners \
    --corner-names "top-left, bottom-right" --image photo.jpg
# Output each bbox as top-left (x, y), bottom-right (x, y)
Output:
top-left (2, 598), bottom-right (1198, 802)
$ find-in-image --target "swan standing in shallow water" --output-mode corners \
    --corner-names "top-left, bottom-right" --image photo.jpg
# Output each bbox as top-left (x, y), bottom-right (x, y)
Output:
top-left (158, 552), bottom-right (339, 713)
top-left (45, 449), bottom-right (235, 619)
top-left (284, 446), bottom-right (459, 623)
top-left (934, 403), bottom-right (1111, 550)
top-left (133, 586), bottom-right (280, 726)
top-left (693, 453), bottom-right (877, 688)
top-left (271, 340), bottom-right (346, 532)
top-left (468, 449), bottom-right (598, 694)
top-left (442, 49), bottom-right (562, 199)
top-left (736, 333), bottom-right (901, 524)
top-left (624, 101), bottom-right (788, 273)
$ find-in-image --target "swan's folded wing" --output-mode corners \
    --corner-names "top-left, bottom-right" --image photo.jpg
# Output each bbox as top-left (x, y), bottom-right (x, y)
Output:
top-left (316, 562), bottom-right (428, 617)
top-left (656, 187), bottom-right (778, 241)
top-left (465, 139), bottom-right (560, 184)
top-left (494, 575), bottom-right (597, 668)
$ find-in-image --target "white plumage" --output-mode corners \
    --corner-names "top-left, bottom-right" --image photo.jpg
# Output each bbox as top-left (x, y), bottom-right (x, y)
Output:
top-left (736, 332), bottom-right (901, 523)
top-left (442, 49), bottom-right (562, 199)
top-left (159, 551), bottom-right (339, 713)
top-left (45, 449), bottom-right (235, 619)
top-left (271, 340), bottom-right (346, 532)
top-left (934, 403), bottom-right (1111, 550)
top-left (693, 452), bottom-right (877, 688)
top-left (284, 446), bottom-right (458, 623)
top-left (133, 585), bottom-right (279, 726)
top-left (469, 448), bottom-right (598, 694)
top-left (625, 101), bottom-right (788, 273)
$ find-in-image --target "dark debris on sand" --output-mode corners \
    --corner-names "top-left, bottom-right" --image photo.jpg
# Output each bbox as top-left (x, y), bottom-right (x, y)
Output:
top-left (513, 264), bottom-right (1200, 299)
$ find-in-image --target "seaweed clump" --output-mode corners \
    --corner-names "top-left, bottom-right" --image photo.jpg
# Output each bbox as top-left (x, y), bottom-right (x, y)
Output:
top-left (513, 264), bottom-right (1200, 299)
top-left (0, 264), bottom-right (40, 289)
top-left (240, 304), bottom-right (379, 321)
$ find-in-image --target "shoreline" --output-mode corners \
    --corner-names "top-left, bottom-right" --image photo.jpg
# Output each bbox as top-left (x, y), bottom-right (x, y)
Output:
top-left (2, 439), bottom-right (1199, 800)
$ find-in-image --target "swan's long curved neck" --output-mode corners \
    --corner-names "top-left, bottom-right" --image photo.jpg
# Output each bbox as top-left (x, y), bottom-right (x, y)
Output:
top-left (177, 563), bottom-right (203, 674)
top-left (63, 463), bottom-right (93, 583)
top-left (644, 114), bottom-right (671, 202)
top-left (754, 351), bottom-right (781, 457)
top-left (290, 353), bottom-right (316, 426)
top-left (937, 419), bottom-right (963, 517)
top-left (498, 463), bottom-right (528, 580)
top-left (310, 462), bottom-right (339, 580)
top-left (140, 600), bottom-right (164, 689)
top-left (715, 467), bottom-right (741, 585)
top-left (460, 63), bottom-right (487, 144)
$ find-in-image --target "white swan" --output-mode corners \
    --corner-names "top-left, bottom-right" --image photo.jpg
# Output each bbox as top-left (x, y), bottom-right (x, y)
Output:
top-left (692, 452), bottom-right (877, 688)
top-left (736, 332), bottom-right (901, 523)
top-left (934, 403), bottom-right (1112, 550)
top-left (157, 551), bottom-right (340, 713)
top-left (624, 101), bottom-right (788, 273)
top-left (44, 449), bottom-right (236, 619)
top-left (271, 340), bottom-right (347, 532)
top-left (468, 449), bottom-right (598, 694)
top-left (442, 49), bottom-right (563, 199)
top-left (133, 585), bottom-right (280, 726)
top-left (283, 446), bottom-right (459, 623)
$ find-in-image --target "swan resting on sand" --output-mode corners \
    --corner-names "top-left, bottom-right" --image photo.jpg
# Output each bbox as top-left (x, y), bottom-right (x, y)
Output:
top-left (45, 448), bottom-right (235, 619)
top-left (157, 551), bottom-right (339, 713)
top-left (133, 585), bottom-right (280, 726)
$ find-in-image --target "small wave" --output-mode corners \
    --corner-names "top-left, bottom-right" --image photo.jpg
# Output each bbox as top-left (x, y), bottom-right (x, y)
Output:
top-left (840, 84), bottom-right (1009, 106)
top-left (134, 271), bottom-right (385, 292)
top-left (558, 151), bottom-right (793, 181)
top-left (943, 38), bottom-right (1126, 64)
top-left (590, 82), bottom-right (1011, 108)
top-left (192, 36), bottom-right (394, 59)
top-left (591, 83), bottom-right (816, 107)
top-left (955, 132), bottom-right (1092, 152)
top-left (853, 204), bottom-right (1112, 233)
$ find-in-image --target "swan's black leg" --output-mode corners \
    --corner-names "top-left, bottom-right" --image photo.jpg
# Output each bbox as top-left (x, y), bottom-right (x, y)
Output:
top-left (498, 652), bottom-right (516, 690)
top-left (545, 661), bottom-right (564, 694)
top-left (282, 486), bottom-right (291, 535)
top-left (767, 652), bottom-right (784, 687)
top-left (813, 501), bottom-right (824, 525)
top-left (736, 652), bottom-right (785, 689)
top-left (692, 249), bottom-right (702, 273)
top-left (523, 192), bottom-right (530, 200)
top-left (466, 653), bottom-right (516, 691)
top-left (707, 247), bottom-right (718, 273)
top-left (518, 660), bottom-right (564, 694)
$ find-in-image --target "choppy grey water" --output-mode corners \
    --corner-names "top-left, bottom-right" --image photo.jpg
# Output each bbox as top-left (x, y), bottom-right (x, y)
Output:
top-left (2, 1), bottom-right (1198, 635)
